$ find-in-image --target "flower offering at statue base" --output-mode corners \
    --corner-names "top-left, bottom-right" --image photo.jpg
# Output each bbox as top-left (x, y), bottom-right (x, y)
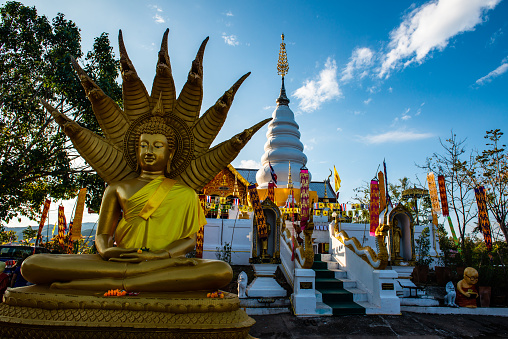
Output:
top-left (207, 291), bottom-right (225, 298)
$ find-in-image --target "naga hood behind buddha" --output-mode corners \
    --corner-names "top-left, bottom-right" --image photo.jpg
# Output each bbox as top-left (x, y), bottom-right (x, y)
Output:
top-left (22, 29), bottom-right (270, 292)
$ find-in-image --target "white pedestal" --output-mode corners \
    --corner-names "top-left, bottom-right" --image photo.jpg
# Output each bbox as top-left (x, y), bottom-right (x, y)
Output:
top-left (246, 264), bottom-right (286, 298)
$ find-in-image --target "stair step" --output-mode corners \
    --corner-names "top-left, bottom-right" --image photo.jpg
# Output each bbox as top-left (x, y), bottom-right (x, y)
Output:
top-left (312, 261), bottom-right (328, 269)
top-left (313, 269), bottom-right (335, 279)
top-left (315, 278), bottom-right (344, 290)
top-left (318, 289), bottom-right (354, 303)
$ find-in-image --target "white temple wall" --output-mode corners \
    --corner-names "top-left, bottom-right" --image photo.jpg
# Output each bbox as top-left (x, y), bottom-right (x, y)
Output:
top-left (202, 218), bottom-right (252, 265)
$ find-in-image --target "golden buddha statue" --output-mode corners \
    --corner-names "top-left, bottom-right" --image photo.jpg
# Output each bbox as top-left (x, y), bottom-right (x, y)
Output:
top-left (22, 29), bottom-right (270, 293)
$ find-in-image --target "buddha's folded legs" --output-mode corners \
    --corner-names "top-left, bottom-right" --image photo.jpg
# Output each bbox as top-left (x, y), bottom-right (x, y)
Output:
top-left (21, 254), bottom-right (232, 292)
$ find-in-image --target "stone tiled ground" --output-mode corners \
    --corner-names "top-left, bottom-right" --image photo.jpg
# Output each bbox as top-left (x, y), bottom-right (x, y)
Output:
top-left (250, 312), bottom-right (508, 338)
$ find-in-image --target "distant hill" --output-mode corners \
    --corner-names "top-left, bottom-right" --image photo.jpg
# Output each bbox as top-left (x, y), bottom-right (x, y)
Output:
top-left (4, 222), bottom-right (97, 243)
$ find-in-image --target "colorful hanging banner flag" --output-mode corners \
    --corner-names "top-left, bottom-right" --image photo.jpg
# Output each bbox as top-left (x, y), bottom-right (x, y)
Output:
top-left (300, 169), bottom-right (310, 230)
top-left (447, 215), bottom-right (461, 252)
top-left (196, 195), bottom-right (206, 258)
top-left (333, 166), bottom-right (341, 198)
top-left (370, 180), bottom-right (380, 236)
top-left (267, 182), bottom-right (275, 203)
top-left (248, 184), bottom-right (268, 239)
top-left (383, 160), bottom-right (393, 208)
top-left (71, 188), bottom-right (87, 241)
top-left (427, 172), bottom-right (441, 214)
top-left (437, 175), bottom-right (449, 217)
top-left (474, 186), bottom-right (493, 251)
top-left (57, 205), bottom-right (66, 247)
top-left (269, 161), bottom-right (278, 186)
top-left (318, 202), bottom-right (324, 209)
top-left (36, 199), bottom-right (51, 245)
top-left (313, 202), bottom-right (319, 209)
top-left (67, 221), bottom-right (74, 253)
top-left (378, 171), bottom-right (386, 213)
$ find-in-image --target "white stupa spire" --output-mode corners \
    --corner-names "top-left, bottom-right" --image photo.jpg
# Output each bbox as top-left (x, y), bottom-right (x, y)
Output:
top-left (256, 34), bottom-right (309, 189)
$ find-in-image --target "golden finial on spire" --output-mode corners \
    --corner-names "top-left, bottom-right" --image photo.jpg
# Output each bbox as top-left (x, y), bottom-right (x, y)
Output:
top-left (277, 33), bottom-right (289, 77)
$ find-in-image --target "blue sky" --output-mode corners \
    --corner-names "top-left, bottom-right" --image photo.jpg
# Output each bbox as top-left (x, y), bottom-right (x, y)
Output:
top-left (5, 0), bottom-right (508, 228)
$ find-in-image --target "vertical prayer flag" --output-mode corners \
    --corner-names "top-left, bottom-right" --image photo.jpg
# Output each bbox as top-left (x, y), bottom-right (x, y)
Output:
top-left (370, 180), bottom-right (380, 236)
top-left (427, 172), bottom-right (441, 214)
top-left (383, 160), bottom-right (393, 208)
top-left (71, 188), bottom-right (87, 241)
top-left (37, 199), bottom-right (51, 245)
top-left (248, 185), bottom-right (268, 239)
top-left (268, 182), bottom-right (275, 203)
top-left (67, 221), bottom-right (74, 253)
top-left (196, 195), bottom-right (206, 258)
top-left (333, 166), bottom-right (341, 198)
top-left (57, 205), bottom-right (66, 247)
top-left (269, 161), bottom-right (277, 186)
top-left (474, 186), bottom-right (492, 251)
top-left (378, 171), bottom-right (386, 212)
top-left (300, 169), bottom-right (310, 229)
top-left (438, 175), bottom-right (449, 216)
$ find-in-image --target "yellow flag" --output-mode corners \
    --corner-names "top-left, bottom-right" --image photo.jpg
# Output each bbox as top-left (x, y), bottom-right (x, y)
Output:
top-left (334, 166), bottom-right (341, 192)
top-left (52, 221), bottom-right (57, 236)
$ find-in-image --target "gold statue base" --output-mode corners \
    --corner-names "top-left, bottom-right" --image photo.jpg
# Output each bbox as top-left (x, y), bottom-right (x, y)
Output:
top-left (0, 285), bottom-right (255, 339)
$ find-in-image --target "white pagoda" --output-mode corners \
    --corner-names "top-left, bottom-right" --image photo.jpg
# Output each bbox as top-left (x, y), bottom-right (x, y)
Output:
top-left (256, 34), bottom-right (309, 189)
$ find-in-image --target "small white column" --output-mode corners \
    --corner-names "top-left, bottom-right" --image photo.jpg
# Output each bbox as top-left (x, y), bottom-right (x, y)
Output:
top-left (292, 268), bottom-right (317, 316)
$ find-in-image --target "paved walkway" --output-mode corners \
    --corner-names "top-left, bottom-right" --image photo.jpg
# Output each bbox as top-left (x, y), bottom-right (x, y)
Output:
top-left (250, 312), bottom-right (508, 338)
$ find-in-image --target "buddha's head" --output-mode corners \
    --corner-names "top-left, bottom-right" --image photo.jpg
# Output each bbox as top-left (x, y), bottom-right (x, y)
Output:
top-left (463, 267), bottom-right (478, 285)
top-left (136, 118), bottom-right (176, 175)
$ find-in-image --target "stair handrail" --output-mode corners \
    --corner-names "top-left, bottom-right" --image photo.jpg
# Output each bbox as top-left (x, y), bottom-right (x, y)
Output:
top-left (332, 222), bottom-right (389, 270)
top-left (281, 222), bottom-right (315, 269)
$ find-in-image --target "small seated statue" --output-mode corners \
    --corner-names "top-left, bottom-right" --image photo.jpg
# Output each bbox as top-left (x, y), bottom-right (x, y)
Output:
top-left (237, 271), bottom-right (248, 298)
top-left (21, 29), bottom-right (269, 293)
top-left (444, 281), bottom-right (458, 307)
top-left (456, 267), bottom-right (479, 308)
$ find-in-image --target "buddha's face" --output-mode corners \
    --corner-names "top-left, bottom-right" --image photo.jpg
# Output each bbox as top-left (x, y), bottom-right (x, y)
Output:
top-left (137, 133), bottom-right (171, 172)
top-left (464, 267), bottom-right (478, 285)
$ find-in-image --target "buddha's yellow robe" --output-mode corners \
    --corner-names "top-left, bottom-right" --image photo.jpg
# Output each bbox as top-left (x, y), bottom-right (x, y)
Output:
top-left (115, 176), bottom-right (205, 251)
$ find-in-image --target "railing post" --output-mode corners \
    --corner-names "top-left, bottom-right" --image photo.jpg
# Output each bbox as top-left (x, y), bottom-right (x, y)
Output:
top-left (292, 268), bottom-right (316, 316)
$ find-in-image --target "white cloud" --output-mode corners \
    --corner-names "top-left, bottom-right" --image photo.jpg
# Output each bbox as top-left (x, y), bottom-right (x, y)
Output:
top-left (354, 110), bottom-right (362, 115)
top-left (153, 13), bottom-right (165, 24)
top-left (337, 127), bottom-right (343, 132)
top-left (304, 144), bottom-right (314, 151)
top-left (475, 56), bottom-right (508, 85)
top-left (238, 160), bottom-right (261, 169)
top-left (341, 47), bottom-right (374, 82)
top-left (222, 33), bottom-right (239, 46)
top-left (401, 114), bottom-right (411, 120)
top-left (364, 98), bottom-right (372, 105)
top-left (379, 0), bottom-right (501, 78)
top-left (293, 57), bottom-right (342, 112)
top-left (388, 87), bottom-right (393, 93)
top-left (225, 11), bottom-right (234, 17)
top-left (149, 5), bottom-right (163, 12)
top-left (263, 105), bottom-right (275, 110)
top-left (359, 130), bottom-right (434, 144)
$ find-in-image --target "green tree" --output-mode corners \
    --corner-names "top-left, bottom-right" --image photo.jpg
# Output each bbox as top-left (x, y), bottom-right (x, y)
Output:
top-left (0, 225), bottom-right (18, 243)
top-left (22, 225), bottom-right (37, 243)
top-left (0, 2), bottom-right (120, 224)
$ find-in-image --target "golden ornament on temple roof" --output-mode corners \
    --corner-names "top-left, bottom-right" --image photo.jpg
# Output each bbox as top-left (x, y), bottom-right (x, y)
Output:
top-left (277, 33), bottom-right (289, 77)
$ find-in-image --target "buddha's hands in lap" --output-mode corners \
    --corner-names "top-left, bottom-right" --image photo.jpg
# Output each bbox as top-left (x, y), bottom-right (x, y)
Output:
top-left (100, 247), bottom-right (139, 261)
top-left (108, 251), bottom-right (198, 266)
